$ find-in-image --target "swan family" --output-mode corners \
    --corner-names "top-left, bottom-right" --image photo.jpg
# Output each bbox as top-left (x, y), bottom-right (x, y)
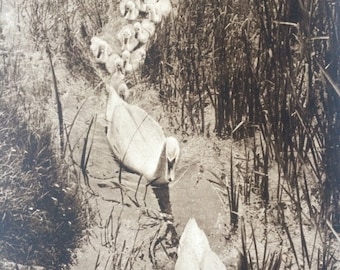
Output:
top-left (90, 1), bottom-right (178, 185)
top-left (89, 1), bottom-right (226, 268)
top-left (106, 85), bottom-right (180, 185)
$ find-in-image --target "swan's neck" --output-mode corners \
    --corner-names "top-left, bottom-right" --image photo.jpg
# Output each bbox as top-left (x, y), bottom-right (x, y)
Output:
top-left (149, 140), bottom-right (168, 185)
top-left (149, 8), bottom-right (157, 21)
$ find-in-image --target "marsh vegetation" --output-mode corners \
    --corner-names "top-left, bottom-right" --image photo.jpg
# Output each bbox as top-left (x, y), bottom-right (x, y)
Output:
top-left (0, 0), bottom-right (339, 269)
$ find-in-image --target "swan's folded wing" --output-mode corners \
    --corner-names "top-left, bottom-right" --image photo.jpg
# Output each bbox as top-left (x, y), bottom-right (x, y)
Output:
top-left (107, 103), bottom-right (165, 180)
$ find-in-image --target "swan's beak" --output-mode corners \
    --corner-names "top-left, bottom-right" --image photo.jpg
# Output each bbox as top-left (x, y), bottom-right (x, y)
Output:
top-left (124, 8), bottom-right (128, 17)
top-left (97, 48), bottom-right (103, 59)
top-left (117, 64), bottom-right (124, 75)
top-left (167, 158), bottom-right (176, 182)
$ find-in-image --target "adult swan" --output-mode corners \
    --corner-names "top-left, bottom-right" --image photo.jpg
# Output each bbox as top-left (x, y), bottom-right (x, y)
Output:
top-left (106, 85), bottom-right (180, 190)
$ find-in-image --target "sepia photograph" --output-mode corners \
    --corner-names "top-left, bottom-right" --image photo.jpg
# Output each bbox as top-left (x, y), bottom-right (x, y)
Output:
top-left (0, 0), bottom-right (339, 269)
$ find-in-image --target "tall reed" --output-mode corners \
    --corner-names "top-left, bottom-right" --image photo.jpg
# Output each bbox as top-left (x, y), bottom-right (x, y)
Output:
top-left (147, 0), bottom-right (340, 231)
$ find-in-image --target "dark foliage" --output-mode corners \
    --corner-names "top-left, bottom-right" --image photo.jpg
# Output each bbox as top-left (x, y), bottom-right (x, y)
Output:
top-left (0, 100), bottom-right (84, 269)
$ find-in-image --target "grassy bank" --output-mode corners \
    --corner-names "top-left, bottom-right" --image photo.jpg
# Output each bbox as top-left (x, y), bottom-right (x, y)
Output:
top-left (0, 5), bottom-right (85, 268)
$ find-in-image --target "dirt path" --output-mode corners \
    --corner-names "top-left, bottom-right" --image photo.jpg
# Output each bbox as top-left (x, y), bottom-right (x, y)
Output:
top-left (59, 4), bottom-right (233, 270)
top-left (63, 66), bottom-right (232, 269)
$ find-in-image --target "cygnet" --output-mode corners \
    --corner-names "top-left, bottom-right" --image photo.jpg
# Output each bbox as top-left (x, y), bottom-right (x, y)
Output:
top-left (90, 37), bottom-right (113, 64)
top-left (117, 25), bottom-right (139, 52)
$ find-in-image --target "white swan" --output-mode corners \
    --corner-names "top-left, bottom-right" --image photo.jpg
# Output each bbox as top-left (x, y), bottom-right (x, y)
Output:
top-left (117, 25), bottom-right (139, 52)
top-left (145, 3), bottom-right (162, 24)
top-left (134, 0), bottom-right (159, 13)
top-left (155, 0), bottom-right (172, 18)
top-left (141, 19), bottom-right (156, 36)
top-left (134, 21), bottom-right (155, 44)
top-left (134, 0), bottom-right (147, 13)
top-left (119, 0), bottom-right (129, 16)
top-left (175, 218), bottom-right (226, 270)
top-left (146, 0), bottom-right (172, 23)
top-left (90, 37), bottom-right (113, 64)
top-left (105, 53), bottom-right (124, 74)
top-left (108, 60), bottom-right (125, 90)
top-left (120, 0), bottom-right (139, 21)
top-left (106, 85), bottom-right (180, 185)
top-left (122, 47), bottom-right (146, 73)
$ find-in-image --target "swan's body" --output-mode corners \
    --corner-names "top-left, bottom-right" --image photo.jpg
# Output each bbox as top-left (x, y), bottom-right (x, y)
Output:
top-left (134, 21), bottom-right (155, 43)
top-left (90, 37), bottom-right (113, 64)
top-left (106, 86), bottom-right (180, 185)
top-left (146, 0), bottom-right (172, 23)
top-left (122, 47), bottom-right (146, 73)
top-left (120, 0), bottom-right (139, 20)
top-left (175, 218), bottom-right (226, 270)
top-left (108, 60), bottom-right (125, 90)
top-left (117, 25), bottom-right (139, 52)
top-left (155, 0), bottom-right (172, 18)
top-left (135, 0), bottom-right (147, 12)
top-left (141, 19), bottom-right (156, 36)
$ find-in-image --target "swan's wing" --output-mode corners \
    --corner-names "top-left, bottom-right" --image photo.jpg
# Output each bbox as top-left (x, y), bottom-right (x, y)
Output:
top-left (200, 249), bottom-right (227, 270)
top-left (107, 102), bottom-right (165, 180)
top-left (178, 218), bottom-right (211, 262)
top-left (157, 0), bottom-right (172, 17)
top-left (142, 19), bottom-right (155, 36)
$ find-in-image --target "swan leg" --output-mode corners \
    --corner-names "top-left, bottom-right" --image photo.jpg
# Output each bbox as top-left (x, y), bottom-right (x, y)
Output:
top-left (118, 164), bottom-right (125, 206)
top-left (143, 181), bottom-right (151, 208)
top-left (149, 217), bottom-right (179, 265)
top-left (134, 174), bottom-right (144, 207)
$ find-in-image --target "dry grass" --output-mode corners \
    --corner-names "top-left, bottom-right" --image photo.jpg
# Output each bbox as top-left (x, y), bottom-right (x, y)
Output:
top-left (0, 65), bottom-right (85, 269)
top-left (0, 4), bottom-right (87, 268)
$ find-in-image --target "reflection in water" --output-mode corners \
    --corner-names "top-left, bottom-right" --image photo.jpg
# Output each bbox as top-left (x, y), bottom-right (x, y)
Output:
top-left (152, 184), bottom-right (172, 214)
top-left (151, 184), bottom-right (179, 247)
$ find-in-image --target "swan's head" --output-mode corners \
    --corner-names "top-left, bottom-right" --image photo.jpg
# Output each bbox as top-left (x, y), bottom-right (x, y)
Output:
top-left (134, 22), bottom-right (142, 33)
top-left (125, 1), bottom-right (136, 13)
top-left (117, 83), bottom-right (129, 100)
top-left (97, 46), bottom-right (104, 59)
top-left (121, 28), bottom-right (132, 44)
top-left (90, 37), bottom-right (100, 48)
top-left (90, 37), bottom-right (103, 58)
top-left (115, 58), bottom-right (125, 75)
top-left (145, 3), bottom-right (155, 14)
top-left (122, 50), bottom-right (131, 65)
top-left (137, 48), bottom-right (146, 63)
top-left (165, 136), bottom-right (180, 182)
